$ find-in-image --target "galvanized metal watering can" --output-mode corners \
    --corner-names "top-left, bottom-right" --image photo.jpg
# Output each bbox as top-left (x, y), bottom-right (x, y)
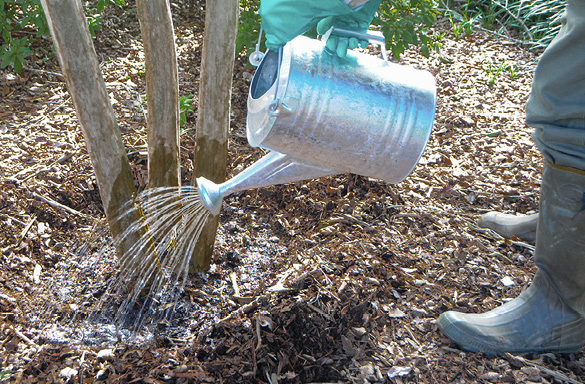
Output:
top-left (197, 31), bottom-right (436, 216)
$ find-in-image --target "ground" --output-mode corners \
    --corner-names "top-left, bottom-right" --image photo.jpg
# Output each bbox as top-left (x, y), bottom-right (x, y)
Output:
top-left (1, 3), bottom-right (585, 384)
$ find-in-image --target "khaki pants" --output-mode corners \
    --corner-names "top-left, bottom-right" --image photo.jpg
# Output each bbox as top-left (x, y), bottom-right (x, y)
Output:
top-left (528, 0), bottom-right (585, 171)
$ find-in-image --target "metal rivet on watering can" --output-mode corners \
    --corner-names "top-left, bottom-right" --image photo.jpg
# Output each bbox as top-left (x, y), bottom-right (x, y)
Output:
top-left (198, 31), bottom-right (437, 216)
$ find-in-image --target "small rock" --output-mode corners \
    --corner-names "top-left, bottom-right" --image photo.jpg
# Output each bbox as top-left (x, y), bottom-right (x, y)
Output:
top-left (387, 366), bottom-right (411, 379)
top-left (175, 365), bottom-right (188, 374)
top-left (359, 362), bottom-right (375, 379)
top-left (59, 367), bottom-right (78, 380)
top-left (352, 327), bottom-right (367, 338)
top-left (382, 305), bottom-right (406, 318)
top-left (97, 348), bottom-right (115, 362)
top-left (33, 264), bottom-right (42, 284)
top-left (226, 221), bottom-right (240, 232)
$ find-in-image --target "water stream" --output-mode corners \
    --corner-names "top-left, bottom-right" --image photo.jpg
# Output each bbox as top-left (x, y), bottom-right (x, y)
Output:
top-left (36, 185), bottom-right (214, 342)
top-left (31, 184), bottom-right (286, 347)
top-left (106, 186), bottom-right (210, 332)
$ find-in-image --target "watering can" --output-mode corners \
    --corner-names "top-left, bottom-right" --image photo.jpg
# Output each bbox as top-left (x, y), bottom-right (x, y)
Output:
top-left (197, 30), bottom-right (437, 216)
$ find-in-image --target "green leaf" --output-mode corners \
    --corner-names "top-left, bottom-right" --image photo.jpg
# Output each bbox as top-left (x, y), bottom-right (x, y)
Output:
top-left (421, 42), bottom-right (430, 57)
top-left (13, 56), bottom-right (23, 73)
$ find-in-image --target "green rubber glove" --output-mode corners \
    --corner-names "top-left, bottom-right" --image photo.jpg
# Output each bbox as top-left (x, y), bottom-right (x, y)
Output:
top-left (316, 0), bottom-right (383, 57)
top-left (259, 0), bottom-right (356, 51)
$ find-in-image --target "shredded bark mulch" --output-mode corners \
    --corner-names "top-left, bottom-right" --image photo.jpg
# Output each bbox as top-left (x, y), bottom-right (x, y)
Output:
top-left (1, 3), bottom-right (584, 383)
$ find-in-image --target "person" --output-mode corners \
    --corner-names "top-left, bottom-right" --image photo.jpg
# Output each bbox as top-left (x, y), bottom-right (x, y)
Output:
top-left (259, 0), bottom-right (585, 355)
top-left (259, 0), bottom-right (384, 58)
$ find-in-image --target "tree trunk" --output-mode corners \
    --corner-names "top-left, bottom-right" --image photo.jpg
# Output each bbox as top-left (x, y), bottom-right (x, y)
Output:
top-left (136, 0), bottom-right (180, 189)
top-left (190, 0), bottom-right (239, 270)
top-left (40, 0), bottom-right (156, 274)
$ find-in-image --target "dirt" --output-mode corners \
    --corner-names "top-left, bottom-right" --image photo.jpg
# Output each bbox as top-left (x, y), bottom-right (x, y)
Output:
top-left (1, 3), bottom-right (585, 384)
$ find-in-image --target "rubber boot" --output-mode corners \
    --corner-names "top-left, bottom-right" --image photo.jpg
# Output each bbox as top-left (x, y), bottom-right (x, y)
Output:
top-left (437, 162), bottom-right (585, 355)
top-left (478, 212), bottom-right (538, 243)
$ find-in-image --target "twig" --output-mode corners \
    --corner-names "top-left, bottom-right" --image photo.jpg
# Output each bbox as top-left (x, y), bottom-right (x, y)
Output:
top-left (12, 326), bottom-right (38, 348)
top-left (219, 295), bottom-right (266, 323)
top-left (23, 66), bottom-right (64, 80)
top-left (8, 164), bottom-right (45, 183)
top-left (20, 166), bottom-right (57, 183)
top-left (489, 251), bottom-right (513, 265)
top-left (26, 97), bottom-right (73, 127)
top-left (229, 272), bottom-right (241, 297)
top-left (510, 240), bottom-right (535, 251)
top-left (255, 316), bottom-right (262, 351)
top-left (32, 192), bottom-right (92, 220)
top-left (306, 302), bottom-right (333, 321)
top-left (17, 214), bottom-right (37, 247)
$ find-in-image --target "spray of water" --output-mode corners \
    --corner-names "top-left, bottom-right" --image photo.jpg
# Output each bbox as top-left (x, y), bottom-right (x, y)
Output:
top-left (104, 185), bottom-right (210, 332)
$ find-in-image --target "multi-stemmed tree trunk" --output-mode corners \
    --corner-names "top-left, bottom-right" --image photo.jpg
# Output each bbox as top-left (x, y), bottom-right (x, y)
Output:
top-left (41, 0), bottom-right (239, 274)
top-left (39, 0), bottom-right (157, 274)
top-left (190, 0), bottom-right (239, 270)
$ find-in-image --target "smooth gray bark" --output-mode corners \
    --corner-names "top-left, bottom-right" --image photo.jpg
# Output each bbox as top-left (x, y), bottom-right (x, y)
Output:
top-left (136, 0), bottom-right (180, 189)
top-left (191, 0), bottom-right (239, 270)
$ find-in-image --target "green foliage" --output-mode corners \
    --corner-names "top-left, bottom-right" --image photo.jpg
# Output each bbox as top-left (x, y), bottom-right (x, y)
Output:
top-left (0, 0), bottom-right (49, 40)
top-left (85, 0), bottom-right (126, 37)
top-left (482, 58), bottom-right (508, 85)
top-left (237, 0), bottom-right (262, 56)
top-left (1, 36), bottom-right (31, 73)
top-left (444, 4), bottom-right (477, 39)
top-left (500, 0), bottom-right (565, 48)
top-left (96, 0), bottom-right (126, 13)
top-left (441, 0), bottom-right (566, 49)
top-left (179, 94), bottom-right (194, 128)
top-left (0, 0), bottom-right (125, 73)
top-left (505, 62), bottom-right (520, 79)
top-left (0, 0), bottom-right (48, 73)
top-left (482, 53), bottom-right (522, 85)
top-left (375, 0), bottom-right (440, 59)
top-left (86, 13), bottom-right (105, 37)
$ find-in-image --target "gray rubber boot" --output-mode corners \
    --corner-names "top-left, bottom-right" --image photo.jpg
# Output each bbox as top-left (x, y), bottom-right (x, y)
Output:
top-left (437, 162), bottom-right (585, 355)
top-left (478, 212), bottom-right (538, 243)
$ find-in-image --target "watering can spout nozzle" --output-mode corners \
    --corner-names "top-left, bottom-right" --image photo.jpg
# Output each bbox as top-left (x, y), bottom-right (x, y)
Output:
top-left (196, 176), bottom-right (223, 216)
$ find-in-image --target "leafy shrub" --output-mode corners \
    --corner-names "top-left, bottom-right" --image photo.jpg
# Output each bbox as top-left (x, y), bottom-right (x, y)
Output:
top-left (237, 0), bottom-right (262, 56)
top-left (179, 93), bottom-right (194, 128)
top-left (236, 0), bottom-right (440, 60)
top-left (86, 0), bottom-right (127, 37)
top-left (0, 0), bottom-right (125, 73)
top-left (1, 0), bottom-right (49, 73)
top-left (375, 0), bottom-right (439, 59)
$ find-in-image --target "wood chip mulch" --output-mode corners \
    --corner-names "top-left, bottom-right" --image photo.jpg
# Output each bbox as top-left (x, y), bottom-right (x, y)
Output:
top-left (1, 3), bottom-right (584, 383)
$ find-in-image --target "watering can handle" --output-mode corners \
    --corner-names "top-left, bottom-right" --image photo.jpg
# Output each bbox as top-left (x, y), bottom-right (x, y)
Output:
top-left (249, 27), bottom-right (265, 67)
top-left (321, 27), bottom-right (389, 62)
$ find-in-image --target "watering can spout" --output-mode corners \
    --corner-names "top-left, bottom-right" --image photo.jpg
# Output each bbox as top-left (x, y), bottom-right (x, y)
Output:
top-left (196, 151), bottom-right (340, 216)
top-left (196, 176), bottom-right (223, 216)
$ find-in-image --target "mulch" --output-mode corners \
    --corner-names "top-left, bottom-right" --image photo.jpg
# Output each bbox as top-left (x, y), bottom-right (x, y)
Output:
top-left (1, 2), bottom-right (584, 383)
